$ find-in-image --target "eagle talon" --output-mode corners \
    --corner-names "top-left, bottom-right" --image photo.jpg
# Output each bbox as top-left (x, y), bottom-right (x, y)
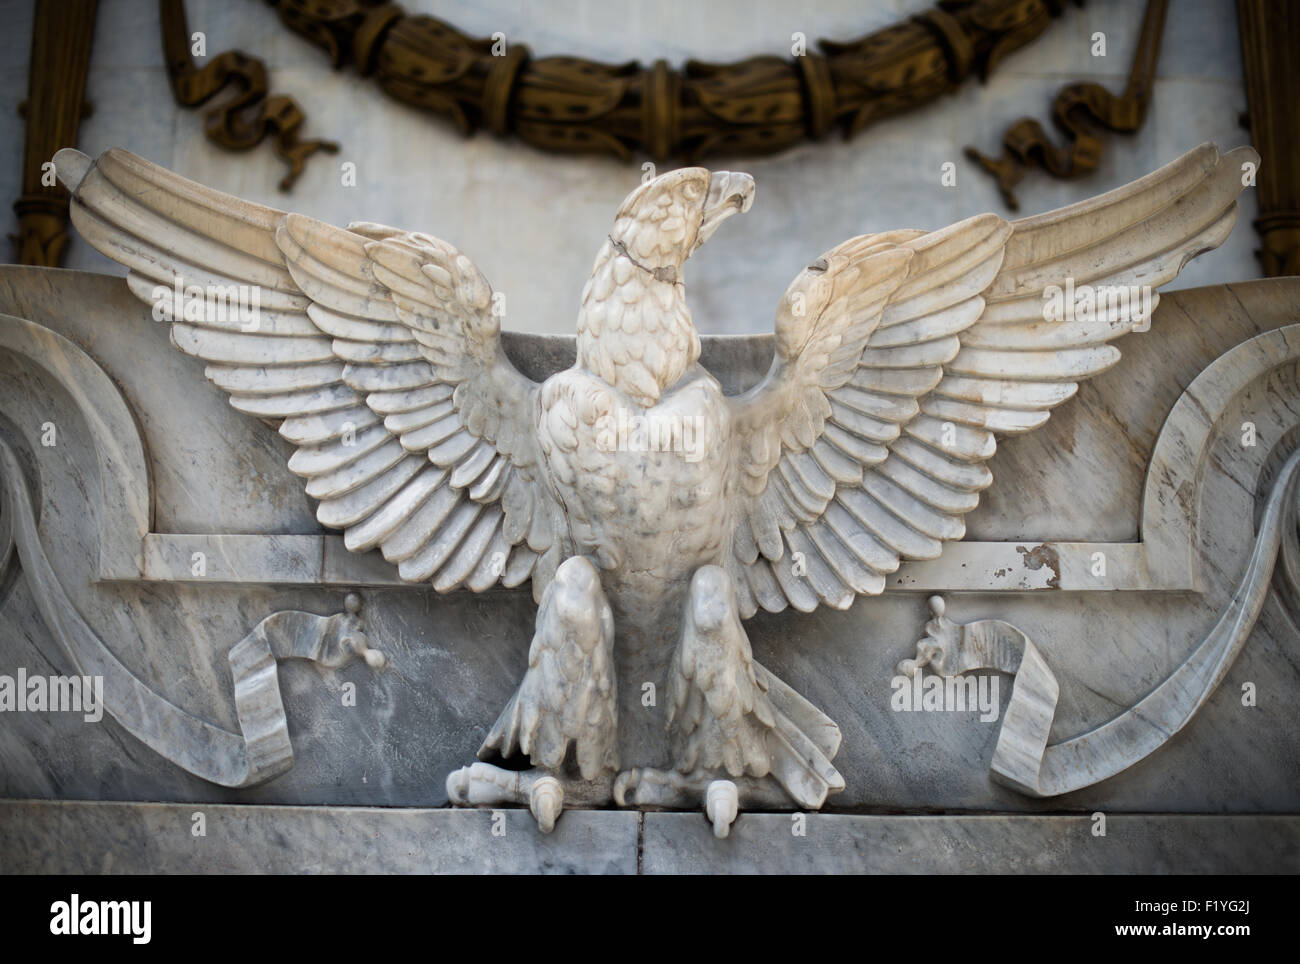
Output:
top-left (613, 768), bottom-right (639, 807)
top-left (614, 767), bottom-right (703, 807)
top-left (445, 761), bottom-right (516, 806)
top-left (705, 780), bottom-right (739, 839)
top-left (446, 765), bottom-right (469, 805)
top-left (447, 761), bottom-right (610, 830)
top-left (529, 776), bottom-right (564, 833)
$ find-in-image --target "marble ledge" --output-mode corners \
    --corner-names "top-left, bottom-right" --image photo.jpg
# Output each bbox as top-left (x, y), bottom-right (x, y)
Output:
top-left (1, 801), bottom-right (1293, 874)
top-left (135, 534), bottom-right (1195, 592)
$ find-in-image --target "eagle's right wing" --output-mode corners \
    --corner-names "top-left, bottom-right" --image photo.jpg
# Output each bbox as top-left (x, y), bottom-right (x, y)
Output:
top-left (727, 143), bottom-right (1255, 617)
top-left (57, 147), bottom-right (569, 599)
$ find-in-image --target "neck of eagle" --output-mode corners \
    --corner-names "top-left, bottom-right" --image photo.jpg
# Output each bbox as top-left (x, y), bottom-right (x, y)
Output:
top-left (576, 237), bottom-right (700, 409)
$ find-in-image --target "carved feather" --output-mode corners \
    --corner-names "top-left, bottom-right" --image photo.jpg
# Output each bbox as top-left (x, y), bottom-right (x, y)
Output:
top-left (728, 143), bottom-right (1257, 617)
top-left (58, 146), bottom-right (568, 601)
top-left (480, 557), bottom-right (618, 779)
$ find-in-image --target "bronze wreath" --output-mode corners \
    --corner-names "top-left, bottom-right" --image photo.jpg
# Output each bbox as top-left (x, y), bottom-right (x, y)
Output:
top-left (263, 0), bottom-right (1074, 163)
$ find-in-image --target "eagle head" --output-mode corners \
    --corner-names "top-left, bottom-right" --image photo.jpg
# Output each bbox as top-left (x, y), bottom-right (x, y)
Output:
top-left (577, 169), bottom-right (755, 407)
top-left (608, 168), bottom-right (756, 277)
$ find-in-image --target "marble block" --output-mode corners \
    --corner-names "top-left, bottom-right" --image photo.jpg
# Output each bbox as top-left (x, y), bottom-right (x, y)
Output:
top-left (1, 800), bottom-right (1293, 874)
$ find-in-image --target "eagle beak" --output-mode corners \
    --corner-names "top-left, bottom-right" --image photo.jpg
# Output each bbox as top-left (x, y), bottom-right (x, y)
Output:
top-left (694, 171), bottom-right (755, 252)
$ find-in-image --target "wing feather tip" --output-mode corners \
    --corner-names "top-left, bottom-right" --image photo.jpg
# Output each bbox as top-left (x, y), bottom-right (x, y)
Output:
top-left (54, 148), bottom-right (92, 193)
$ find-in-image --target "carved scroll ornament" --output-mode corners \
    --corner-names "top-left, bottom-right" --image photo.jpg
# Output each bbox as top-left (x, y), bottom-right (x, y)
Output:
top-left (0, 434), bottom-right (384, 788)
top-left (905, 440), bottom-right (1298, 796)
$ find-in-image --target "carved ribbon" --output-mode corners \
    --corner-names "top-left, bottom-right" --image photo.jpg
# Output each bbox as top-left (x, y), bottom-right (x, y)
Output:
top-left (0, 437), bottom-right (381, 787)
top-left (966, 0), bottom-right (1168, 210)
top-left (900, 446), bottom-right (1300, 797)
top-left (160, 0), bottom-right (338, 190)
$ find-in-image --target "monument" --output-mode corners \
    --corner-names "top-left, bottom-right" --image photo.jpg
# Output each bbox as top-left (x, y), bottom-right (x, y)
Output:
top-left (1, 142), bottom-right (1297, 872)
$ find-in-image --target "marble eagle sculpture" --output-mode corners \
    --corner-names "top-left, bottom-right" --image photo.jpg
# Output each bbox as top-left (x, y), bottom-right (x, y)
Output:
top-left (55, 142), bottom-right (1254, 835)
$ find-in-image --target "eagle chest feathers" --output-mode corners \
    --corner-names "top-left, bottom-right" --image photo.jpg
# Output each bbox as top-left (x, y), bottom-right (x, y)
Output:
top-left (537, 366), bottom-right (733, 596)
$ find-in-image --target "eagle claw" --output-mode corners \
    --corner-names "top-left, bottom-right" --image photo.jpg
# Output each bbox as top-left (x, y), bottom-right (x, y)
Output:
top-left (705, 780), bottom-right (739, 838)
top-left (529, 776), bottom-right (564, 833)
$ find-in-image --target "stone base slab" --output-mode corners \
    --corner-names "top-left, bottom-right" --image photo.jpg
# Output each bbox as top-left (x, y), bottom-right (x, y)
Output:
top-left (1, 800), bottom-right (1295, 874)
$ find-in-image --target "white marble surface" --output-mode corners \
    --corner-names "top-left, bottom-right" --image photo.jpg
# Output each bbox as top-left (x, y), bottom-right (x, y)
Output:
top-left (0, 0), bottom-right (1261, 333)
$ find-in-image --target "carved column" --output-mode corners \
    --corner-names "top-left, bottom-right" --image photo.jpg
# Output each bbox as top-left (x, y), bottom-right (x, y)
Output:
top-left (12, 0), bottom-right (99, 266)
top-left (1238, 0), bottom-right (1300, 277)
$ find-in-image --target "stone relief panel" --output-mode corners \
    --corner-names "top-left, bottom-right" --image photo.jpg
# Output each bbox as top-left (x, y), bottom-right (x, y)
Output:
top-left (0, 143), bottom-right (1296, 837)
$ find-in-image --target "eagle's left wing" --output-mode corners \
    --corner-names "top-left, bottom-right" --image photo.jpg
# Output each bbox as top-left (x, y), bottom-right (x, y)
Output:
top-left (727, 143), bottom-right (1256, 617)
top-left (57, 147), bottom-right (569, 599)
